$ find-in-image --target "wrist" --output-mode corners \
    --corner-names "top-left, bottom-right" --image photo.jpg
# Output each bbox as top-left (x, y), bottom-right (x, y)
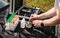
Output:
top-left (37, 15), bottom-right (42, 19)
top-left (34, 15), bottom-right (39, 20)
top-left (40, 20), bottom-right (45, 27)
top-left (43, 20), bottom-right (49, 26)
top-left (37, 14), bottom-right (45, 20)
top-left (37, 15), bottom-right (40, 18)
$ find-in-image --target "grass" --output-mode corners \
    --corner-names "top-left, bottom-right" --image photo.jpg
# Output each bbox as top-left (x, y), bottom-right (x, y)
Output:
top-left (24, 0), bottom-right (55, 12)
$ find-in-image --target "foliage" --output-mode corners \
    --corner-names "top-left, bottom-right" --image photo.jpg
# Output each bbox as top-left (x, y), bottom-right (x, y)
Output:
top-left (25, 0), bottom-right (55, 12)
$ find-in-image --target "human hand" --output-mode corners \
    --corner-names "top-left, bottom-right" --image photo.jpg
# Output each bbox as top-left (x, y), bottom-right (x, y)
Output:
top-left (29, 14), bottom-right (39, 21)
top-left (32, 20), bottom-right (43, 27)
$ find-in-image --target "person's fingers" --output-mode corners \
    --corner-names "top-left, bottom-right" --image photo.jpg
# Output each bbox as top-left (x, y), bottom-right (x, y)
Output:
top-left (34, 24), bottom-right (39, 27)
top-left (29, 14), bottom-right (34, 20)
top-left (31, 14), bottom-right (34, 17)
top-left (32, 21), bottom-right (37, 26)
top-left (33, 24), bottom-right (39, 27)
top-left (32, 21), bottom-right (34, 24)
top-left (29, 17), bottom-right (33, 21)
top-left (29, 17), bottom-right (35, 21)
top-left (29, 14), bottom-right (37, 21)
top-left (32, 20), bottom-right (41, 27)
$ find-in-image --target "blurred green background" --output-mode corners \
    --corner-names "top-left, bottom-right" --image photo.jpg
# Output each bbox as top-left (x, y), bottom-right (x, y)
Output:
top-left (24, 0), bottom-right (55, 12)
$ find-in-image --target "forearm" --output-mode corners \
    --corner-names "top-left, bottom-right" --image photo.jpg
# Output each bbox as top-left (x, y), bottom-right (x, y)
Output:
top-left (38, 7), bottom-right (56, 19)
top-left (43, 15), bottom-right (60, 26)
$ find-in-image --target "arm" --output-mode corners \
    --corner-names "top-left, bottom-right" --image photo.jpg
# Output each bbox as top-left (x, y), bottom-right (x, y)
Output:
top-left (29, 7), bottom-right (56, 21)
top-left (32, 13), bottom-right (60, 27)
top-left (43, 16), bottom-right (60, 26)
top-left (38, 7), bottom-right (56, 19)
top-left (32, 7), bottom-right (60, 27)
top-left (43, 8), bottom-right (60, 26)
